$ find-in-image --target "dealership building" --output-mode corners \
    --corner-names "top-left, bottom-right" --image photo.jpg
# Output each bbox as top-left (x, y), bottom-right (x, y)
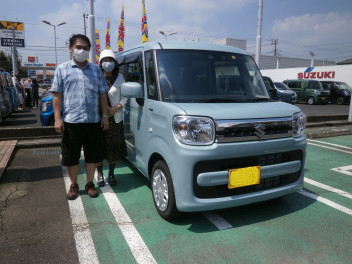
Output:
top-left (212, 37), bottom-right (339, 70)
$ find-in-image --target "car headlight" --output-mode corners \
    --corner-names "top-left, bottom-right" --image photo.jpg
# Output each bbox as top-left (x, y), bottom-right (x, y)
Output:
top-left (344, 91), bottom-right (350, 96)
top-left (42, 101), bottom-right (52, 112)
top-left (173, 116), bottom-right (215, 145)
top-left (292, 112), bottom-right (307, 137)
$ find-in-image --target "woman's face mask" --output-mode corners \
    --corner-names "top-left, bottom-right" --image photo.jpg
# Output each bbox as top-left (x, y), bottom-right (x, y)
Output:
top-left (72, 49), bottom-right (89, 62)
top-left (102, 61), bottom-right (115, 72)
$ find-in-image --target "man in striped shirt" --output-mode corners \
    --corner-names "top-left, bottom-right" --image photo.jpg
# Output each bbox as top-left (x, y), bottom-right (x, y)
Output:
top-left (51, 34), bottom-right (109, 200)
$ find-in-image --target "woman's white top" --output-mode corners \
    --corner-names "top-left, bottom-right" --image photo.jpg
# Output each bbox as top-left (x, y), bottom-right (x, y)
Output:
top-left (108, 73), bottom-right (128, 123)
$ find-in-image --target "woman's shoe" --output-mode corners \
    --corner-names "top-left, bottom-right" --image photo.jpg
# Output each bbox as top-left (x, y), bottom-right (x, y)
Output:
top-left (97, 172), bottom-right (105, 187)
top-left (108, 174), bottom-right (116, 186)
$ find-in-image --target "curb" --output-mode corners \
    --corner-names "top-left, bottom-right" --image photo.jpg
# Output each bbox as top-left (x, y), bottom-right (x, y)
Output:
top-left (0, 127), bottom-right (58, 141)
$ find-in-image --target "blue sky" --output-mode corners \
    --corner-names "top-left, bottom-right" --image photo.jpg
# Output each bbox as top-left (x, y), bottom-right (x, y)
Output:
top-left (2, 0), bottom-right (352, 65)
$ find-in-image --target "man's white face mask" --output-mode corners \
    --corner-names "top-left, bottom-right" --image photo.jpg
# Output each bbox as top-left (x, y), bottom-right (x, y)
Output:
top-left (72, 49), bottom-right (89, 62)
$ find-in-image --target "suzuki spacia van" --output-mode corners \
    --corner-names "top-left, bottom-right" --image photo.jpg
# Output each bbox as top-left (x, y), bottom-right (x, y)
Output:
top-left (117, 42), bottom-right (307, 220)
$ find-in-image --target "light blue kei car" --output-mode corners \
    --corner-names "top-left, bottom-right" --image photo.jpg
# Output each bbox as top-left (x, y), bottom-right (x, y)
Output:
top-left (117, 41), bottom-right (307, 220)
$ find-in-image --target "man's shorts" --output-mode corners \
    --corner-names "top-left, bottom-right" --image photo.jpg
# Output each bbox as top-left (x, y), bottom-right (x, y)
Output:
top-left (61, 122), bottom-right (103, 166)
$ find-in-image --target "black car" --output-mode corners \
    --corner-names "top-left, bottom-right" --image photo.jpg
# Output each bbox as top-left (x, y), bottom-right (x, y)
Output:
top-left (320, 81), bottom-right (351, 105)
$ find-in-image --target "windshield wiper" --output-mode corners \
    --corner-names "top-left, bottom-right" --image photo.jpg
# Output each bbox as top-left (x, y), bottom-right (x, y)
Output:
top-left (246, 98), bottom-right (270, 102)
top-left (192, 98), bottom-right (242, 103)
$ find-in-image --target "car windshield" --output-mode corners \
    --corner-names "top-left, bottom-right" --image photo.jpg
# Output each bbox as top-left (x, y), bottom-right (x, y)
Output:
top-left (274, 82), bottom-right (290, 90)
top-left (335, 82), bottom-right (352, 91)
top-left (156, 50), bottom-right (269, 103)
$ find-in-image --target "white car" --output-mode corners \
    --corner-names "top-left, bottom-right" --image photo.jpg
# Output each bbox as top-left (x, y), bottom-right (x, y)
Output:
top-left (274, 82), bottom-right (297, 104)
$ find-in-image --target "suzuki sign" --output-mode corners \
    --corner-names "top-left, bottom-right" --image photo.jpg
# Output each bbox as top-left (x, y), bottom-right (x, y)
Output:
top-left (298, 67), bottom-right (335, 79)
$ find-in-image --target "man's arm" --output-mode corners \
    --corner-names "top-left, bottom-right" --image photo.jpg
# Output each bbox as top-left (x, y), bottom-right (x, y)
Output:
top-left (52, 92), bottom-right (64, 134)
top-left (99, 92), bottom-right (109, 131)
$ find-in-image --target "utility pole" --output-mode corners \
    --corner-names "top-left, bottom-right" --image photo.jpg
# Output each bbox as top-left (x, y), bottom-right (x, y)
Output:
top-left (12, 26), bottom-right (17, 77)
top-left (309, 51), bottom-right (315, 67)
top-left (255, 0), bottom-right (263, 67)
top-left (271, 39), bottom-right (279, 57)
top-left (11, 26), bottom-right (18, 76)
top-left (88, 0), bottom-right (96, 64)
top-left (83, 14), bottom-right (87, 35)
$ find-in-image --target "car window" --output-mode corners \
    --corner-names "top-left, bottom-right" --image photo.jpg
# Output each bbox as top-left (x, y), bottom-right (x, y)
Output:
top-left (335, 82), bottom-right (352, 91)
top-left (274, 82), bottom-right (290, 90)
top-left (307, 81), bottom-right (323, 90)
top-left (321, 82), bottom-right (332, 89)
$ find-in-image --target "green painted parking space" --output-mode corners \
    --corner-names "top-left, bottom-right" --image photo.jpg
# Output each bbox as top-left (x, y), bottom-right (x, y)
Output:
top-left (70, 135), bottom-right (352, 264)
top-left (76, 161), bottom-right (137, 264)
top-left (306, 141), bottom-right (352, 194)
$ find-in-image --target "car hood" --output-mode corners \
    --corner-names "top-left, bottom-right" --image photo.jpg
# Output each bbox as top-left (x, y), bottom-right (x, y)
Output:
top-left (279, 90), bottom-right (296, 95)
top-left (173, 101), bottom-right (301, 120)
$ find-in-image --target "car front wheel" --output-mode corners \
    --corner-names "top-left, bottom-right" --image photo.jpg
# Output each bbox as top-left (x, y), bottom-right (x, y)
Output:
top-left (307, 97), bottom-right (315, 105)
top-left (151, 160), bottom-right (181, 220)
top-left (336, 97), bottom-right (345, 105)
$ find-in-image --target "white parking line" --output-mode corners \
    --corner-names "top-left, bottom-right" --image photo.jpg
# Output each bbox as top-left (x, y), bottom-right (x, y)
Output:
top-left (332, 165), bottom-right (352, 176)
top-left (298, 189), bottom-right (352, 216)
top-left (62, 166), bottom-right (99, 264)
top-left (203, 212), bottom-right (233, 230)
top-left (307, 142), bottom-right (352, 155)
top-left (94, 171), bottom-right (157, 264)
top-left (305, 177), bottom-right (352, 200)
top-left (307, 139), bottom-right (352, 151)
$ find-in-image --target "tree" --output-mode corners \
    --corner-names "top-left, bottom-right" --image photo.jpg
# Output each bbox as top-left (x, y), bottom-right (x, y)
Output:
top-left (0, 50), bottom-right (27, 78)
top-left (0, 50), bottom-right (12, 72)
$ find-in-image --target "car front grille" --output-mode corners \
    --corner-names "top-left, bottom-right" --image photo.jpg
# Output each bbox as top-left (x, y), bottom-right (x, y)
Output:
top-left (193, 150), bottom-right (303, 199)
top-left (216, 117), bottom-right (293, 143)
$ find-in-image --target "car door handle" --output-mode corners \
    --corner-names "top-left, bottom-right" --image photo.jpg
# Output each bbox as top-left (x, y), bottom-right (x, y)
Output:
top-left (149, 108), bottom-right (153, 112)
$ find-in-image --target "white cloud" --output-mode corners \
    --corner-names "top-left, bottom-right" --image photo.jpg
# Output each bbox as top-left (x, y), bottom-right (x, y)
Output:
top-left (271, 12), bottom-right (352, 59)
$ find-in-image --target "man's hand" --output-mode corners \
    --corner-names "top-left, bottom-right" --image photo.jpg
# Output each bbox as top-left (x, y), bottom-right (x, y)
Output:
top-left (101, 117), bottom-right (109, 131)
top-left (55, 119), bottom-right (64, 134)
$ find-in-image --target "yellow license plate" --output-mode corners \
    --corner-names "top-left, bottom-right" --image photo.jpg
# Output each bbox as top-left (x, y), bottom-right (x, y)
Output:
top-left (228, 166), bottom-right (260, 189)
top-left (321, 97), bottom-right (325, 100)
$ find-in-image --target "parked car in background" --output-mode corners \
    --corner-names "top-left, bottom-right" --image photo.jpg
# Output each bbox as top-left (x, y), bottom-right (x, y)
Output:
top-left (262, 76), bottom-right (292, 103)
top-left (3, 72), bottom-right (19, 111)
top-left (283, 79), bottom-right (330, 105)
top-left (274, 82), bottom-right (297, 104)
top-left (0, 72), bottom-right (12, 122)
top-left (320, 81), bottom-right (351, 105)
top-left (40, 90), bottom-right (55, 126)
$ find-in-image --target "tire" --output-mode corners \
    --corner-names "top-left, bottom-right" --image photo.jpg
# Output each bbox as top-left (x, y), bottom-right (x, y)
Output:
top-left (151, 160), bottom-right (182, 220)
top-left (336, 97), bottom-right (345, 105)
top-left (307, 97), bottom-right (315, 105)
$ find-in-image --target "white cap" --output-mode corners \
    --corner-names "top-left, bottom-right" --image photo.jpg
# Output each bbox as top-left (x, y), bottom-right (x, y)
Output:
top-left (99, 49), bottom-right (116, 66)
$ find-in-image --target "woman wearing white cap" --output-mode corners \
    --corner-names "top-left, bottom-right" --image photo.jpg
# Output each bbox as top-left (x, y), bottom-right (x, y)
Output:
top-left (96, 49), bottom-right (127, 186)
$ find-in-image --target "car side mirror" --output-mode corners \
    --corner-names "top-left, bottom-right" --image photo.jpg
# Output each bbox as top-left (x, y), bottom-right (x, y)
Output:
top-left (121, 82), bottom-right (144, 107)
top-left (121, 82), bottom-right (143, 98)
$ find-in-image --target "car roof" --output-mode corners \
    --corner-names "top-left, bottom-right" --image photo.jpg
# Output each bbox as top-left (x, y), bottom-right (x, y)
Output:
top-left (116, 41), bottom-right (248, 56)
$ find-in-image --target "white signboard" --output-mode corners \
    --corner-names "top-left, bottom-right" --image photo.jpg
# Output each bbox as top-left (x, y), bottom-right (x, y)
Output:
top-left (0, 21), bottom-right (25, 47)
